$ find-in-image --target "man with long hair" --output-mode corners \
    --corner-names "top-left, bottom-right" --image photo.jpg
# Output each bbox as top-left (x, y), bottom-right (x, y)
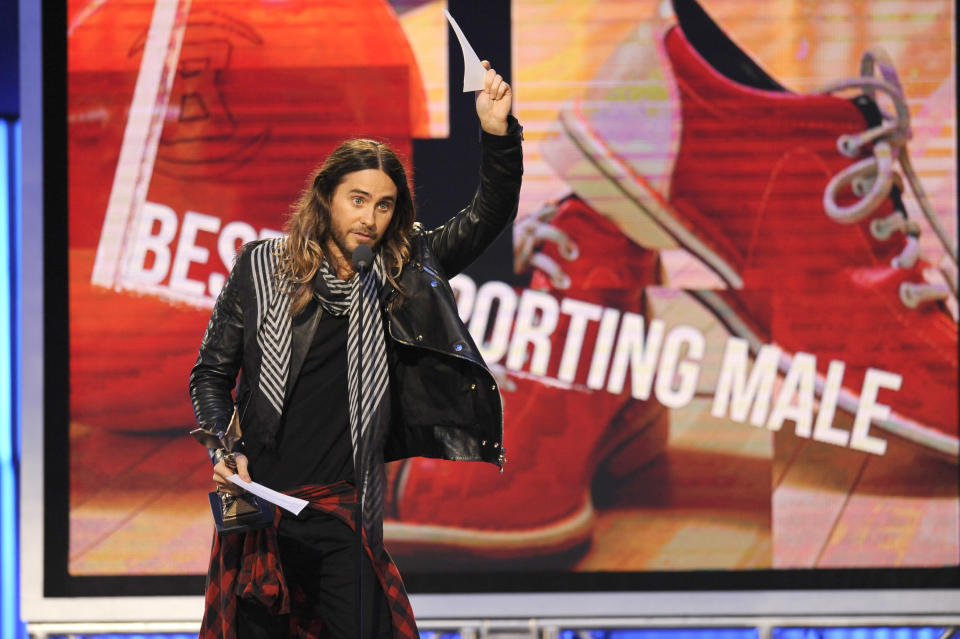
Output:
top-left (190, 61), bottom-right (521, 638)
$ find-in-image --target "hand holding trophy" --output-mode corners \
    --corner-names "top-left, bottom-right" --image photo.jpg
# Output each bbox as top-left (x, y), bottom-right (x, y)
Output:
top-left (190, 408), bottom-right (273, 534)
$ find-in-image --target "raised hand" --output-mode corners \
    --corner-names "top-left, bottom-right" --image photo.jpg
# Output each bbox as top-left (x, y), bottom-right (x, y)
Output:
top-left (475, 60), bottom-right (512, 135)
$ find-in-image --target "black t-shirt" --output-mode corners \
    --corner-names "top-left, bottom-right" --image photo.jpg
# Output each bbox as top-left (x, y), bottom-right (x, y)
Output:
top-left (249, 308), bottom-right (355, 491)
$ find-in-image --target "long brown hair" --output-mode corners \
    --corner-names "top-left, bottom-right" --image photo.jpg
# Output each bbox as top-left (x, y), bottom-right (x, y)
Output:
top-left (280, 139), bottom-right (415, 315)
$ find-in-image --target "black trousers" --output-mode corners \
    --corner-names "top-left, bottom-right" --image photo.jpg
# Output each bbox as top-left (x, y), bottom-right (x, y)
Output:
top-left (237, 510), bottom-right (392, 639)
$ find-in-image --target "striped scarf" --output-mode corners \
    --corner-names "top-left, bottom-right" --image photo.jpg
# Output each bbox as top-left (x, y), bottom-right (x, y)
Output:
top-left (251, 238), bottom-right (391, 548)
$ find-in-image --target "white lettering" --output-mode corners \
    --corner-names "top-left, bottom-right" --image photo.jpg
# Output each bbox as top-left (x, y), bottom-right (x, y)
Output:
top-left (209, 220), bottom-right (258, 297)
top-left (169, 211), bottom-right (221, 298)
top-left (812, 359), bottom-right (849, 446)
top-left (712, 338), bottom-right (779, 427)
top-left (219, 221), bottom-right (257, 270)
top-left (450, 274), bottom-right (477, 323)
top-left (259, 228), bottom-right (283, 240)
top-left (850, 368), bottom-right (899, 455)
top-left (507, 289), bottom-right (560, 375)
top-left (655, 324), bottom-right (704, 409)
top-left (767, 351), bottom-right (816, 435)
top-left (468, 281), bottom-right (517, 363)
top-left (125, 201), bottom-right (177, 285)
top-left (587, 308), bottom-right (620, 390)
top-left (557, 298), bottom-right (603, 383)
top-left (606, 314), bottom-right (664, 400)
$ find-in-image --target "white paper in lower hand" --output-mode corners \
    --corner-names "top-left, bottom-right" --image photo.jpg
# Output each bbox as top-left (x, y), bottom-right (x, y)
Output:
top-left (228, 475), bottom-right (309, 515)
top-left (444, 9), bottom-right (487, 92)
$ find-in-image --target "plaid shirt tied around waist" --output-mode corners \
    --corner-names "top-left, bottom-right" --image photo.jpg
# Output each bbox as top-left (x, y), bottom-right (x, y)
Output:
top-left (199, 481), bottom-right (418, 639)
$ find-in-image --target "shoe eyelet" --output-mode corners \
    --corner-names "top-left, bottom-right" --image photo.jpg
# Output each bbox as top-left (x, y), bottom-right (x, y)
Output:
top-left (899, 282), bottom-right (918, 308)
top-left (837, 134), bottom-right (860, 158)
top-left (852, 175), bottom-right (873, 197)
top-left (870, 216), bottom-right (892, 240)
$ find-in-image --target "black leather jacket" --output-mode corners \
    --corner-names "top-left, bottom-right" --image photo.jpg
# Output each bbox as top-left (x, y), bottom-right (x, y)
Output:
top-left (190, 118), bottom-right (523, 469)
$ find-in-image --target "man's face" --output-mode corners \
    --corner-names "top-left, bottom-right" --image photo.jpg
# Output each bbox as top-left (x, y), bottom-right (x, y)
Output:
top-left (325, 168), bottom-right (398, 263)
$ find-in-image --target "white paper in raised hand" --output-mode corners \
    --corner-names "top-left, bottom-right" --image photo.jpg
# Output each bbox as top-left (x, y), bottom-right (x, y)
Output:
top-left (228, 475), bottom-right (309, 515)
top-left (443, 9), bottom-right (487, 92)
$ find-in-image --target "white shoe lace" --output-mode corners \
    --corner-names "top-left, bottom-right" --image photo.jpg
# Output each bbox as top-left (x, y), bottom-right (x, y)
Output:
top-left (513, 199), bottom-right (580, 289)
top-left (820, 48), bottom-right (958, 308)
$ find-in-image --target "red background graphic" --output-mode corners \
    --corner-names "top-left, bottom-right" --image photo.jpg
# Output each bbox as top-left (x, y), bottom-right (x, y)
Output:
top-left (56, 0), bottom-right (957, 590)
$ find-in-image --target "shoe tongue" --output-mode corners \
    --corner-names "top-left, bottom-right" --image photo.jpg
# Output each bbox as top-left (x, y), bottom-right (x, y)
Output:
top-left (849, 92), bottom-right (910, 220)
top-left (673, 0), bottom-right (785, 92)
top-left (851, 93), bottom-right (884, 128)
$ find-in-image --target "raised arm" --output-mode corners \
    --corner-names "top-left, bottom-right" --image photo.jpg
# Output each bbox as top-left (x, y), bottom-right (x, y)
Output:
top-left (424, 61), bottom-right (524, 276)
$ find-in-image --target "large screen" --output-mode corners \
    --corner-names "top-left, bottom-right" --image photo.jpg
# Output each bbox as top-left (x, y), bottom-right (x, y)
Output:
top-left (27, 0), bottom-right (960, 614)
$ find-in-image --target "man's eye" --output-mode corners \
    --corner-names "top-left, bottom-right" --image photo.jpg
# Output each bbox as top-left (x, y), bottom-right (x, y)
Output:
top-left (378, 201), bottom-right (391, 211)
top-left (353, 197), bottom-right (364, 206)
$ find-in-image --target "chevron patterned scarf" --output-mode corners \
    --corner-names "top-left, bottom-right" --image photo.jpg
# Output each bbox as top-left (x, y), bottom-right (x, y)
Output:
top-left (251, 238), bottom-right (392, 548)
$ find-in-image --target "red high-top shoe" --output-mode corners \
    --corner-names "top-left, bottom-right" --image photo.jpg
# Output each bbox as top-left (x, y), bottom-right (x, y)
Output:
top-left (542, 0), bottom-right (957, 459)
top-left (383, 196), bottom-right (669, 563)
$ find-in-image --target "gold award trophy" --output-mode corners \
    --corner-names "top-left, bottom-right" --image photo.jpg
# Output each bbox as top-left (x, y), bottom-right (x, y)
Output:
top-left (191, 408), bottom-right (273, 534)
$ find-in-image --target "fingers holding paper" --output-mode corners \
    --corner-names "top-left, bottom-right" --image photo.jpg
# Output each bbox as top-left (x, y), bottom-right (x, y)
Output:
top-left (476, 60), bottom-right (512, 135)
top-left (213, 452), bottom-right (251, 496)
top-left (484, 61), bottom-right (509, 100)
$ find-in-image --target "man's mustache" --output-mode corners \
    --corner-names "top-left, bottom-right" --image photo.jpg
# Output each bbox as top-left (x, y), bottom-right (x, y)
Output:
top-left (350, 227), bottom-right (379, 241)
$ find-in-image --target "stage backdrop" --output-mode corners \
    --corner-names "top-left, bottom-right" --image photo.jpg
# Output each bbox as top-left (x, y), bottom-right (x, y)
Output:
top-left (42, 0), bottom-right (959, 604)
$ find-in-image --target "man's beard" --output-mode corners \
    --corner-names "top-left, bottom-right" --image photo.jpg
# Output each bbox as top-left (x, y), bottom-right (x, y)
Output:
top-left (329, 226), bottom-right (356, 261)
top-left (326, 226), bottom-right (383, 264)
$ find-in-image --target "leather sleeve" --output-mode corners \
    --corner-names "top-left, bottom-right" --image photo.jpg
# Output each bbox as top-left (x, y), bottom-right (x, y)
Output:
top-left (423, 115), bottom-right (524, 276)
top-left (189, 249), bottom-right (248, 439)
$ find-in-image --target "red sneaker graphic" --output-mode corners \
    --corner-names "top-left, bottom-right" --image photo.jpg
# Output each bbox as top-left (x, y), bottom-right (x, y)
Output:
top-left (383, 196), bottom-right (669, 563)
top-left (542, 0), bottom-right (957, 459)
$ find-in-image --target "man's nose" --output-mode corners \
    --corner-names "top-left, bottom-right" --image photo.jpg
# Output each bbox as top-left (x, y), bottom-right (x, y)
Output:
top-left (358, 206), bottom-right (376, 228)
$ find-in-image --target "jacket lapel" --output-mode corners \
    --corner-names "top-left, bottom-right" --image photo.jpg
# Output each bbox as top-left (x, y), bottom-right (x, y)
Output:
top-left (285, 298), bottom-right (323, 402)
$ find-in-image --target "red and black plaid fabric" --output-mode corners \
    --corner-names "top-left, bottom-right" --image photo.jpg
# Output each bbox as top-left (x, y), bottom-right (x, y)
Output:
top-left (199, 481), bottom-right (418, 639)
